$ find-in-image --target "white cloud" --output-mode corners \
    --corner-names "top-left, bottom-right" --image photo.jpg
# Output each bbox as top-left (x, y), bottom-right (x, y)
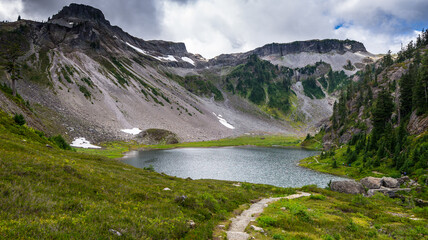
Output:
top-left (0, 0), bottom-right (23, 21)
top-left (158, 0), bottom-right (427, 58)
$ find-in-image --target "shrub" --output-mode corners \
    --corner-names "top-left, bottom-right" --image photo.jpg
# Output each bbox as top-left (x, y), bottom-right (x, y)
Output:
top-left (13, 114), bottom-right (26, 126)
top-left (309, 194), bottom-right (326, 200)
top-left (49, 135), bottom-right (71, 150)
top-left (143, 165), bottom-right (154, 171)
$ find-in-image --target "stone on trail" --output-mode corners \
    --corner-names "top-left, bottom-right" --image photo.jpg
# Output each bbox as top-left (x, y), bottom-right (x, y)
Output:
top-left (250, 225), bottom-right (264, 233)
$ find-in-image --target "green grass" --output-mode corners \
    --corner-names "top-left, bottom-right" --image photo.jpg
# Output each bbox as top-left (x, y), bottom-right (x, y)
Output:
top-left (250, 185), bottom-right (428, 240)
top-left (75, 135), bottom-right (305, 159)
top-left (0, 110), bottom-right (296, 239)
top-left (299, 146), bottom-right (384, 179)
top-left (150, 135), bottom-right (303, 149)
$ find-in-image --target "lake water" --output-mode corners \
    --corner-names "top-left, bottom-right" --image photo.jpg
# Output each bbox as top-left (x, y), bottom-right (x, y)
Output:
top-left (122, 147), bottom-right (347, 188)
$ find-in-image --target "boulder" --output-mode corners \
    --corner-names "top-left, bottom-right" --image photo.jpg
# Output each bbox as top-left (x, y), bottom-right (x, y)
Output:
top-left (397, 176), bottom-right (410, 185)
top-left (360, 177), bottom-right (382, 189)
top-left (382, 177), bottom-right (400, 188)
top-left (330, 180), bottom-right (365, 194)
top-left (367, 187), bottom-right (411, 197)
top-left (136, 128), bottom-right (179, 145)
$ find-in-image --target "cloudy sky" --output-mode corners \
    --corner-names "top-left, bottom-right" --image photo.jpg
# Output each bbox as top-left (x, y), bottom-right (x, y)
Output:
top-left (1, 0), bottom-right (427, 58)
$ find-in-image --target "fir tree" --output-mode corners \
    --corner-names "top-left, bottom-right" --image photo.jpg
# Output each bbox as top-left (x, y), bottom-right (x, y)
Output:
top-left (413, 50), bottom-right (428, 115)
top-left (371, 88), bottom-right (394, 140)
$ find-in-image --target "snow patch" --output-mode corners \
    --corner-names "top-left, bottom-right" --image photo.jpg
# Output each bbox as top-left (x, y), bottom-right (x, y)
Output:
top-left (181, 57), bottom-right (195, 65)
top-left (125, 42), bottom-right (149, 55)
top-left (213, 113), bottom-right (235, 129)
top-left (121, 128), bottom-right (142, 135)
top-left (125, 42), bottom-right (177, 62)
top-left (71, 137), bottom-right (101, 149)
top-left (158, 55), bottom-right (177, 62)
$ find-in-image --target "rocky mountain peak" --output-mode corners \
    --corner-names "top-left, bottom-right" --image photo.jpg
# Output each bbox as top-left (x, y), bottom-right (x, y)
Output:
top-left (51, 3), bottom-right (109, 25)
top-left (253, 39), bottom-right (367, 56)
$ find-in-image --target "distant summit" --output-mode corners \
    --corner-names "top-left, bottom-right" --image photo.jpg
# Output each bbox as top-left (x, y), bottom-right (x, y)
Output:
top-left (51, 3), bottom-right (110, 25)
top-left (253, 39), bottom-right (367, 56)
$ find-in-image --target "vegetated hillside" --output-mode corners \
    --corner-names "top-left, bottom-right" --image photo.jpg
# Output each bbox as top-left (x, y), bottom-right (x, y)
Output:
top-left (305, 29), bottom-right (428, 182)
top-left (0, 109), bottom-right (297, 239)
top-left (219, 54), bottom-right (353, 131)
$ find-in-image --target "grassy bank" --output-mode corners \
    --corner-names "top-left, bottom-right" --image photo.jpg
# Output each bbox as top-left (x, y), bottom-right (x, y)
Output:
top-left (248, 185), bottom-right (428, 239)
top-left (75, 134), bottom-right (304, 159)
top-left (0, 111), bottom-right (296, 239)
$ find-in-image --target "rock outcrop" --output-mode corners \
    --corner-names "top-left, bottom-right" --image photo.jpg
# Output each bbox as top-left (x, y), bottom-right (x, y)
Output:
top-left (331, 176), bottom-right (414, 197)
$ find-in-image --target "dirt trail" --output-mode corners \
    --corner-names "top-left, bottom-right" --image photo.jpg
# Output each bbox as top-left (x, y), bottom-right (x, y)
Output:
top-left (226, 192), bottom-right (311, 240)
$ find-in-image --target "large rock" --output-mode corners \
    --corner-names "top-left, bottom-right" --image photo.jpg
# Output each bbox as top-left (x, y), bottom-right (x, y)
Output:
top-left (397, 176), bottom-right (410, 185)
top-left (382, 177), bottom-right (400, 188)
top-left (367, 187), bottom-right (411, 197)
top-left (360, 177), bottom-right (382, 189)
top-left (330, 180), bottom-right (365, 194)
top-left (136, 128), bottom-right (179, 145)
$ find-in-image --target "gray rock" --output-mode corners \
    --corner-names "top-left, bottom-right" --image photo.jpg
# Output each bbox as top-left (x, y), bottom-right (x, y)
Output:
top-left (217, 225), bottom-right (225, 229)
top-left (187, 220), bottom-right (196, 228)
top-left (397, 176), bottom-right (410, 185)
top-left (109, 229), bottom-right (122, 236)
top-left (250, 225), bottom-right (264, 233)
top-left (382, 177), bottom-right (400, 188)
top-left (367, 187), bottom-right (411, 197)
top-left (360, 177), bottom-right (382, 189)
top-left (330, 180), bottom-right (365, 194)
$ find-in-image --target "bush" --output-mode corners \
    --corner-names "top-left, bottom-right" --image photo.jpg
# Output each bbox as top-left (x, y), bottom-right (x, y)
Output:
top-left (13, 114), bottom-right (26, 125)
top-left (49, 135), bottom-right (71, 150)
top-left (309, 194), bottom-right (326, 200)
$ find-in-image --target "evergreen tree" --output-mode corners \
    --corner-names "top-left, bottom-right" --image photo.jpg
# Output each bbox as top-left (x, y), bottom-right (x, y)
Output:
top-left (399, 72), bottom-right (414, 118)
top-left (371, 88), bottom-right (394, 139)
top-left (413, 50), bottom-right (428, 115)
top-left (17, 15), bottom-right (21, 21)
top-left (3, 42), bottom-right (22, 96)
top-left (332, 101), bottom-right (338, 129)
top-left (338, 92), bottom-right (347, 126)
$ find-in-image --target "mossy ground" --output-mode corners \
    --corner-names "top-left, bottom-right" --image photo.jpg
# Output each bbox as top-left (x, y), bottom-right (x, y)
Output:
top-left (250, 186), bottom-right (428, 240)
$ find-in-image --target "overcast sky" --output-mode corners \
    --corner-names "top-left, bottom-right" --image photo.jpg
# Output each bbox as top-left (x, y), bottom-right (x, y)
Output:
top-left (1, 0), bottom-right (427, 58)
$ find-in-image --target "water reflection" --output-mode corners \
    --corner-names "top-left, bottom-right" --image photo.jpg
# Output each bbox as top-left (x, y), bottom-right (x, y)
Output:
top-left (122, 147), bottom-right (347, 188)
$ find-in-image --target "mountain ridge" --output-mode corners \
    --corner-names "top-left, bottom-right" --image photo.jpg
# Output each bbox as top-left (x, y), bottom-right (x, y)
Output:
top-left (0, 3), bottom-right (377, 143)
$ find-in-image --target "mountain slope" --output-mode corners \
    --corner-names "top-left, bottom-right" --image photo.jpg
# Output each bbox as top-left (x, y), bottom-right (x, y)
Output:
top-left (0, 3), bottom-right (376, 143)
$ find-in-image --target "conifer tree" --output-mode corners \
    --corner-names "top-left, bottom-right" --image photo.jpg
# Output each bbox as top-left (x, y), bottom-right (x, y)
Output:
top-left (371, 88), bottom-right (394, 140)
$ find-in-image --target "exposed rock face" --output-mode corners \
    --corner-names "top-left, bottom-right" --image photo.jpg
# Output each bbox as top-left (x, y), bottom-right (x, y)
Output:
top-left (209, 39), bottom-right (369, 67)
top-left (252, 39), bottom-right (367, 56)
top-left (330, 180), bottom-right (365, 194)
top-left (360, 177), bottom-right (382, 189)
top-left (51, 3), bottom-right (110, 25)
top-left (381, 177), bottom-right (400, 188)
top-left (407, 111), bottom-right (428, 135)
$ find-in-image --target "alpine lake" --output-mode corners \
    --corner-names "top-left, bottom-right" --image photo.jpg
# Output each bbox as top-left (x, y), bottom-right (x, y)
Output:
top-left (122, 147), bottom-right (347, 188)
